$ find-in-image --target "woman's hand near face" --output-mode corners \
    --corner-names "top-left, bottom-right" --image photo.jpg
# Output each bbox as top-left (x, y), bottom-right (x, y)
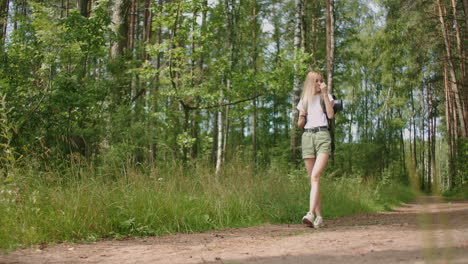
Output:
top-left (320, 83), bottom-right (328, 94)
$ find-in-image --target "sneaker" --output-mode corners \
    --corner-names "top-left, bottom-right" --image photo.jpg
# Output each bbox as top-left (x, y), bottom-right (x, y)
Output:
top-left (302, 212), bottom-right (314, 227)
top-left (313, 216), bottom-right (324, 228)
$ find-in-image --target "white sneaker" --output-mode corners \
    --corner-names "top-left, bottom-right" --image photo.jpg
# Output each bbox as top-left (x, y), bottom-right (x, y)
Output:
top-left (313, 216), bottom-right (324, 228)
top-left (302, 212), bottom-right (314, 227)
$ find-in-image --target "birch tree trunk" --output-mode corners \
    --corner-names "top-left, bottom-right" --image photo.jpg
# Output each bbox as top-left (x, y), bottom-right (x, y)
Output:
top-left (111, 0), bottom-right (131, 59)
top-left (290, 0), bottom-right (302, 163)
top-left (311, 5), bottom-right (317, 67)
top-left (216, 90), bottom-right (224, 176)
top-left (300, 0), bottom-right (306, 50)
top-left (128, 0), bottom-right (137, 54)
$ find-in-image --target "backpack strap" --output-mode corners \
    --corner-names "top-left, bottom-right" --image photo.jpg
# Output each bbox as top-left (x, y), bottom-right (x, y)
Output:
top-left (320, 94), bottom-right (330, 127)
top-left (320, 95), bottom-right (326, 117)
top-left (320, 94), bottom-right (335, 153)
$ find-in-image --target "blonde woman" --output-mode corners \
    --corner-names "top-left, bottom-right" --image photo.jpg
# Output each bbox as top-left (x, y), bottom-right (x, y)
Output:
top-left (296, 71), bottom-right (334, 228)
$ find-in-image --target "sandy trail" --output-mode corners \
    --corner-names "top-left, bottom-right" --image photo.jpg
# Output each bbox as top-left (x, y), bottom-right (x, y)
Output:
top-left (2, 196), bottom-right (467, 264)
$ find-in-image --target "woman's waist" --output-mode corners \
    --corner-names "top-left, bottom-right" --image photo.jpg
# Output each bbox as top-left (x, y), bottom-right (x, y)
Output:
top-left (303, 126), bottom-right (328, 133)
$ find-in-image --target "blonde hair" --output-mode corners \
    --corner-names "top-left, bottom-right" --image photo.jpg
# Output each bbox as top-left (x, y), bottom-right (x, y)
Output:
top-left (301, 71), bottom-right (323, 110)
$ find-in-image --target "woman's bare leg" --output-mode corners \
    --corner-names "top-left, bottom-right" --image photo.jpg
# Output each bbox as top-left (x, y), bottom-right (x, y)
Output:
top-left (309, 153), bottom-right (329, 216)
top-left (304, 158), bottom-right (321, 216)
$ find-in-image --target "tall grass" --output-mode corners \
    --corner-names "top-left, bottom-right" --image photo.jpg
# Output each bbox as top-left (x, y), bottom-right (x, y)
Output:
top-left (0, 158), bottom-right (414, 252)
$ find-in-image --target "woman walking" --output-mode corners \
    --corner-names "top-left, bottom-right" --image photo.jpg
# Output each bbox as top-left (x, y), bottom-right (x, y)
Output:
top-left (296, 71), bottom-right (334, 228)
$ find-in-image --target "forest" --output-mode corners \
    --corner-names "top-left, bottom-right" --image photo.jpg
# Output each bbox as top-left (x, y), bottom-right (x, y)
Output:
top-left (0, 0), bottom-right (467, 250)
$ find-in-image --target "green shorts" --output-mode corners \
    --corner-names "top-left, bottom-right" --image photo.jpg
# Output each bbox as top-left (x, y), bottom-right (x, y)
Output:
top-left (301, 130), bottom-right (332, 159)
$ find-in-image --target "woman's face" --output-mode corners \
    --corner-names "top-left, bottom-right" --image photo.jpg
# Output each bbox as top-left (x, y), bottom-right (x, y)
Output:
top-left (313, 75), bottom-right (324, 94)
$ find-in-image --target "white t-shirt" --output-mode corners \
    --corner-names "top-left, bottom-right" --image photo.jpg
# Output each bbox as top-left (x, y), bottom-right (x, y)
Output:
top-left (296, 94), bottom-right (334, 128)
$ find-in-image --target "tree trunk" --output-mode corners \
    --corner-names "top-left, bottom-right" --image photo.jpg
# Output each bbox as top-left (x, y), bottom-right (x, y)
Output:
top-left (252, 0), bottom-right (258, 166)
top-left (190, 0), bottom-right (207, 160)
top-left (364, 70), bottom-right (368, 142)
top-left (431, 113), bottom-right (437, 192)
top-left (410, 89), bottom-right (417, 165)
top-left (451, 0), bottom-right (467, 130)
top-left (420, 93), bottom-right (426, 191)
top-left (199, 0), bottom-right (208, 73)
top-left (252, 97), bottom-right (257, 165)
top-left (215, 90), bottom-right (224, 176)
top-left (463, 0), bottom-right (468, 33)
top-left (143, 0), bottom-right (152, 60)
top-left (398, 109), bottom-right (407, 180)
top-left (326, 0), bottom-right (335, 93)
top-left (211, 111), bottom-right (218, 166)
top-left (291, 0), bottom-right (303, 163)
top-left (0, 0), bottom-right (9, 49)
top-left (300, 0), bottom-right (306, 50)
top-left (149, 0), bottom-right (163, 165)
top-left (326, 0), bottom-right (335, 164)
top-left (183, 106), bottom-right (190, 163)
top-left (13, 0), bottom-right (17, 30)
top-left (143, 0), bottom-right (152, 164)
top-left (77, 0), bottom-right (89, 17)
top-left (444, 63), bottom-right (455, 189)
top-left (311, 10), bottom-right (317, 66)
top-left (437, 0), bottom-right (467, 137)
top-left (190, 110), bottom-right (199, 160)
top-left (217, 0), bottom-right (235, 172)
top-left (222, 103), bottom-right (229, 164)
top-left (111, 0), bottom-right (131, 59)
top-left (61, 0), bottom-right (65, 18)
top-left (128, 0), bottom-right (137, 53)
top-left (427, 84), bottom-right (432, 193)
top-left (272, 0), bottom-right (281, 146)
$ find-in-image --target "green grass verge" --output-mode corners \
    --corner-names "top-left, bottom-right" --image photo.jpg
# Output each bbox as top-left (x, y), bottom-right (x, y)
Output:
top-left (0, 161), bottom-right (414, 252)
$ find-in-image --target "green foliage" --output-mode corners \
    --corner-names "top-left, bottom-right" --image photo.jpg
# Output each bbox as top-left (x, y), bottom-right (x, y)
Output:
top-left (453, 138), bottom-right (468, 187)
top-left (334, 142), bottom-right (385, 178)
top-left (443, 183), bottom-right (468, 199)
top-left (59, 2), bottom-right (113, 55)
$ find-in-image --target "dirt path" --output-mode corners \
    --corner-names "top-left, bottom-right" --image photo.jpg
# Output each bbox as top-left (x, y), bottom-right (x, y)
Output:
top-left (2, 196), bottom-right (468, 264)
